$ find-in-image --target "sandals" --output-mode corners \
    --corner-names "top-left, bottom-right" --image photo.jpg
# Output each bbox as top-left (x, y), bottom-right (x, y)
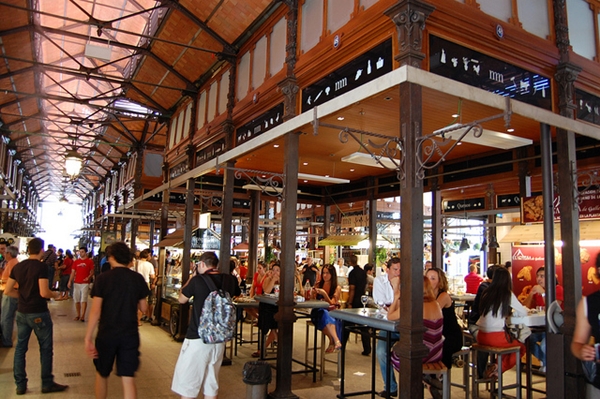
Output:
top-left (73, 317), bottom-right (80, 321)
top-left (326, 341), bottom-right (342, 353)
top-left (484, 363), bottom-right (499, 380)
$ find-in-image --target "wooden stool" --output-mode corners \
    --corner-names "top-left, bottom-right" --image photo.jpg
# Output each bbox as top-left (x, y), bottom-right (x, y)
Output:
top-left (471, 343), bottom-right (521, 399)
top-left (304, 320), bottom-right (340, 380)
top-left (422, 361), bottom-right (450, 399)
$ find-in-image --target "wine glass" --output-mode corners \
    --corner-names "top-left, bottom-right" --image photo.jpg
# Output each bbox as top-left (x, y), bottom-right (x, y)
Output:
top-left (361, 295), bottom-right (369, 314)
top-left (376, 300), bottom-right (384, 314)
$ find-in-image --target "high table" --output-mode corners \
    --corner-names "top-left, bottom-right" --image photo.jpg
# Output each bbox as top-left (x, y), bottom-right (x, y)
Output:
top-left (451, 293), bottom-right (476, 327)
top-left (330, 308), bottom-right (399, 399)
top-left (254, 295), bottom-right (328, 382)
top-left (233, 297), bottom-right (260, 356)
top-left (509, 311), bottom-right (546, 399)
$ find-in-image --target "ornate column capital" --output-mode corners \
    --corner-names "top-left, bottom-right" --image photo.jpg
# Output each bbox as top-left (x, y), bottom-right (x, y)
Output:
top-left (385, 0), bottom-right (435, 68)
top-left (555, 63), bottom-right (581, 117)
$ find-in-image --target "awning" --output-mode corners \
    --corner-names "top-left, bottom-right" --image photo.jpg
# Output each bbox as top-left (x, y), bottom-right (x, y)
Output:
top-left (233, 242), bottom-right (249, 251)
top-left (499, 220), bottom-right (600, 243)
top-left (155, 229), bottom-right (184, 248)
top-left (318, 234), bottom-right (368, 247)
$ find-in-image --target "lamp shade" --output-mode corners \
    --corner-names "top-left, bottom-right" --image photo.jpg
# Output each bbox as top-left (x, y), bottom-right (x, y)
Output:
top-left (488, 236), bottom-right (500, 248)
top-left (481, 238), bottom-right (488, 252)
top-left (65, 150), bottom-right (83, 177)
top-left (459, 237), bottom-right (470, 251)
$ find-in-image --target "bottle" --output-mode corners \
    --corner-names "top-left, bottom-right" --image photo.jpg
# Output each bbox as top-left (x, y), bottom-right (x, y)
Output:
top-left (304, 281), bottom-right (311, 300)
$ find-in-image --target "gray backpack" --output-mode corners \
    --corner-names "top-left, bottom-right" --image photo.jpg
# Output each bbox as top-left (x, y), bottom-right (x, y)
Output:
top-left (197, 274), bottom-right (236, 344)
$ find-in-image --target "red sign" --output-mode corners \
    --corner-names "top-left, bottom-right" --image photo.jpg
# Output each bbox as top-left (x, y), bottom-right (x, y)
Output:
top-left (521, 188), bottom-right (600, 224)
top-left (511, 244), bottom-right (600, 301)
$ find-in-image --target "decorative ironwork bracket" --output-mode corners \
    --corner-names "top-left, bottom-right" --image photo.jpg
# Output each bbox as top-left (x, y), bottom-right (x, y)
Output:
top-left (416, 98), bottom-right (512, 180)
top-left (216, 164), bottom-right (285, 201)
top-left (313, 108), bottom-right (405, 181)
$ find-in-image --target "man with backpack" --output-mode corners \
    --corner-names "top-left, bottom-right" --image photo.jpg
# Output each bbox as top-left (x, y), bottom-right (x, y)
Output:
top-left (171, 251), bottom-right (239, 399)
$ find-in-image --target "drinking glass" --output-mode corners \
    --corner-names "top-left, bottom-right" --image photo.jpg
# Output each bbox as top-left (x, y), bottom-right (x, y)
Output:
top-left (361, 295), bottom-right (369, 314)
top-left (376, 300), bottom-right (384, 313)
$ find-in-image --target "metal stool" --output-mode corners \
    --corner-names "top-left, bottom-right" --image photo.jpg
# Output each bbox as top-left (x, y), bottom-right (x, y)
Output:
top-left (471, 343), bottom-right (522, 398)
top-left (304, 320), bottom-right (340, 380)
top-left (451, 347), bottom-right (471, 398)
top-left (422, 361), bottom-right (450, 399)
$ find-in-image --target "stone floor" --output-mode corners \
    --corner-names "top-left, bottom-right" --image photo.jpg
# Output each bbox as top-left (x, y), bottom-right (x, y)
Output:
top-left (0, 298), bottom-right (546, 398)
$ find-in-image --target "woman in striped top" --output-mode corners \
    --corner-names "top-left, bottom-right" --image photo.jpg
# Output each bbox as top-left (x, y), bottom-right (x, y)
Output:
top-left (389, 277), bottom-right (444, 396)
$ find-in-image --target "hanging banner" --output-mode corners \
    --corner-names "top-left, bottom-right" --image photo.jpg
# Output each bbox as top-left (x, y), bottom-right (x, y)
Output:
top-left (341, 214), bottom-right (369, 228)
top-left (521, 188), bottom-right (600, 223)
top-left (512, 244), bottom-right (600, 300)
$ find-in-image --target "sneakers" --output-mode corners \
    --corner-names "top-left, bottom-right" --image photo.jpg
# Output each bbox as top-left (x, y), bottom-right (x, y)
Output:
top-left (41, 383), bottom-right (68, 394)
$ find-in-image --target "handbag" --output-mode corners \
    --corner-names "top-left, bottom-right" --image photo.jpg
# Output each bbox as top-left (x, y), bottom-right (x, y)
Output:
top-left (504, 320), bottom-right (531, 343)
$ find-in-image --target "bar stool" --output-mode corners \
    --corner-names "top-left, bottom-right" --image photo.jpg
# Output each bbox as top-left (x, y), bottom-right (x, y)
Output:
top-left (422, 361), bottom-right (450, 399)
top-left (451, 347), bottom-right (471, 398)
top-left (304, 320), bottom-right (340, 380)
top-left (471, 343), bottom-right (522, 399)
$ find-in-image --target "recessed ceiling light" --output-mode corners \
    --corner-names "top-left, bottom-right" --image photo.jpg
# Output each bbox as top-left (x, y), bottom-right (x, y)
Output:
top-left (452, 113), bottom-right (460, 118)
top-left (262, 175), bottom-right (266, 178)
top-left (325, 175), bottom-right (330, 177)
top-left (507, 128), bottom-right (515, 133)
top-left (303, 180), bottom-right (308, 183)
top-left (384, 96), bottom-right (392, 101)
top-left (337, 116), bottom-right (345, 121)
top-left (350, 168), bottom-right (355, 172)
top-left (457, 142), bottom-right (462, 146)
top-left (303, 162), bottom-right (308, 166)
top-left (273, 144), bottom-right (279, 148)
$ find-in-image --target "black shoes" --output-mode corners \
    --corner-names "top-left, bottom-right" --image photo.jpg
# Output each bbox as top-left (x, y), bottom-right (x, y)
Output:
top-left (41, 383), bottom-right (68, 394)
top-left (376, 390), bottom-right (397, 398)
top-left (16, 387), bottom-right (26, 395)
top-left (361, 350), bottom-right (371, 356)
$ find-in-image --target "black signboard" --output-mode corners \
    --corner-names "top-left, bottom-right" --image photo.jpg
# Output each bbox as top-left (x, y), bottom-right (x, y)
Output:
top-left (443, 197), bottom-right (486, 213)
top-left (301, 39), bottom-right (393, 112)
top-left (196, 138), bottom-right (226, 166)
top-left (236, 103), bottom-right (284, 145)
top-left (576, 89), bottom-right (600, 126)
top-left (144, 190), bottom-right (199, 205)
top-left (191, 228), bottom-right (220, 250)
top-left (429, 36), bottom-right (552, 110)
top-left (233, 198), bottom-right (251, 209)
top-left (497, 193), bottom-right (521, 208)
top-left (169, 161), bottom-right (188, 180)
top-left (315, 215), bottom-right (336, 223)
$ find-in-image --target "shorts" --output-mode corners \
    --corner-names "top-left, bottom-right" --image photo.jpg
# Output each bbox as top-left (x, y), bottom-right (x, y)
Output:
top-left (73, 283), bottom-right (90, 303)
top-left (94, 333), bottom-right (140, 377)
top-left (171, 338), bottom-right (225, 398)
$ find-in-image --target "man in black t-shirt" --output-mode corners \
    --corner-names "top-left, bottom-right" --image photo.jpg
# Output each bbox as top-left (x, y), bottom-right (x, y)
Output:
top-left (84, 242), bottom-right (150, 398)
top-left (343, 255), bottom-right (372, 357)
top-left (171, 252), bottom-right (239, 399)
top-left (5, 237), bottom-right (68, 395)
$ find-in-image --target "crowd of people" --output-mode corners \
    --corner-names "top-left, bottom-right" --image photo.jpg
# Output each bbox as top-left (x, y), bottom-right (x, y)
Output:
top-left (2, 240), bottom-right (600, 398)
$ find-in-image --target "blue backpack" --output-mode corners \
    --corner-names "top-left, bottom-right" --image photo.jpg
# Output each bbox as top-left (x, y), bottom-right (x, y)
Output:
top-left (197, 274), bottom-right (236, 344)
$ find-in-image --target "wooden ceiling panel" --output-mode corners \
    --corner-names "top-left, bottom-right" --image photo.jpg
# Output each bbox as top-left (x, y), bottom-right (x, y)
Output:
top-left (0, 1), bottom-right (29, 30)
top-left (204, 0), bottom-right (273, 43)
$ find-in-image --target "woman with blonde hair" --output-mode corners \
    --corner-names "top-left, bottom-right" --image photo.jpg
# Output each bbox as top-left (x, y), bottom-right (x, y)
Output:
top-left (389, 276), bottom-right (444, 398)
top-left (426, 267), bottom-right (463, 369)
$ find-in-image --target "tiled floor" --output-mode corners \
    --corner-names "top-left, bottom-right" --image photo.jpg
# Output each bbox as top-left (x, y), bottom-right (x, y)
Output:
top-left (0, 299), bottom-right (546, 398)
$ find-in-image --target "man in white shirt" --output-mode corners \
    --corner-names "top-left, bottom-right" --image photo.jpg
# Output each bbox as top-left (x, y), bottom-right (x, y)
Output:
top-left (373, 257), bottom-right (401, 397)
top-left (136, 249), bottom-right (156, 324)
top-left (373, 258), bottom-right (400, 307)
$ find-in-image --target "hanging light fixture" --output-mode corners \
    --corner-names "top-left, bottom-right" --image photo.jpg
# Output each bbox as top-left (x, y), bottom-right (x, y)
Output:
top-left (459, 236), bottom-right (470, 251)
top-left (65, 149), bottom-right (83, 178)
top-left (488, 235), bottom-right (500, 248)
top-left (481, 237), bottom-right (488, 252)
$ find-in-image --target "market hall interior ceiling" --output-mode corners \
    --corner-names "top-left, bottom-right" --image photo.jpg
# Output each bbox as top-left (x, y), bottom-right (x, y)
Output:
top-left (0, 0), bottom-right (599, 230)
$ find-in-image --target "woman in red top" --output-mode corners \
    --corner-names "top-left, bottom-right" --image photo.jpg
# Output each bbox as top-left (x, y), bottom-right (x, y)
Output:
top-left (245, 261), bottom-right (268, 321)
top-left (58, 249), bottom-right (74, 300)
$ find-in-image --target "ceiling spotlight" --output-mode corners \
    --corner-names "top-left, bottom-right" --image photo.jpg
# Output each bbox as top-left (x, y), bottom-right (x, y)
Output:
top-left (488, 236), bottom-right (500, 248)
top-left (337, 116), bottom-right (345, 121)
top-left (507, 128), bottom-right (515, 133)
top-left (452, 113), bottom-right (460, 118)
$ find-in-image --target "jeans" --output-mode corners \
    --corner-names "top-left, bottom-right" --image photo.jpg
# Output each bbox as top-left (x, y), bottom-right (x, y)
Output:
top-left (376, 330), bottom-right (399, 392)
top-left (529, 331), bottom-right (546, 365)
top-left (1, 295), bottom-right (18, 346)
top-left (14, 311), bottom-right (55, 390)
